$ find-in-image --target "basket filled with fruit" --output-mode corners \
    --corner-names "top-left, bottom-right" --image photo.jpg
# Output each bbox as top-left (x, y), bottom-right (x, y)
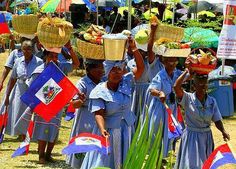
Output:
top-left (153, 38), bottom-right (191, 58)
top-left (187, 48), bottom-right (217, 75)
top-left (150, 16), bottom-right (184, 42)
top-left (37, 17), bottom-right (73, 48)
top-left (77, 24), bottom-right (106, 60)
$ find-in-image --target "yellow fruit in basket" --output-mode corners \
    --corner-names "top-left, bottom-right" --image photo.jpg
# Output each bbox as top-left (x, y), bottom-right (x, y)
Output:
top-left (156, 38), bottom-right (172, 45)
top-left (198, 49), bottom-right (211, 65)
top-left (198, 57), bottom-right (211, 65)
top-left (135, 29), bottom-right (149, 44)
top-left (83, 33), bottom-right (93, 41)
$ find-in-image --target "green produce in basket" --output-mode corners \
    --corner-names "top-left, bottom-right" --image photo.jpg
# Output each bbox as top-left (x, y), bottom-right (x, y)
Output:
top-left (135, 29), bottom-right (149, 44)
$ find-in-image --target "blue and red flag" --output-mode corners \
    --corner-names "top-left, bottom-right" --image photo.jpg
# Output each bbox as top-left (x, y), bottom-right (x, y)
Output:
top-left (177, 105), bottom-right (185, 129)
top-left (21, 62), bottom-right (79, 122)
top-left (202, 143), bottom-right (236, 169)
top-left (0, 107), bottom-right (8, 144)
top-left (64, 101), bottom-right (75, 121)
top-left (12, 118), bottom-right (34, 158)
top-left (0, 13), bottom-right (10, 34)
top-left (166, 108), bottom-right (183, 139)
top-left (62, 133), bottom-right (110, 155)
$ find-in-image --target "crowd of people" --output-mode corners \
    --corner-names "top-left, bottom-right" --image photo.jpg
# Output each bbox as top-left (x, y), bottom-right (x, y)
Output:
top-left (0, 1), bottom-right (232, 169)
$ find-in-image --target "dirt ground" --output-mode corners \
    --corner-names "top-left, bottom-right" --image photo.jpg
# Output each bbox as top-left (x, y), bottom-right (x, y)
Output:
top-left (0, 51), bottom-right (235, 169)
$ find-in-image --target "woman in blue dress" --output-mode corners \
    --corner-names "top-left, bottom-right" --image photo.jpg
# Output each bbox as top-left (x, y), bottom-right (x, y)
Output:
top-left (16, 44), bottom-right (80, 164)
top-left (81, 37), bottom-right (144, 169)
top-left (174, 70), bottom-right (230, 169)
top-left (66, 59), bottom-right (104, 168)
top-left (32, 48), bottom-right (79, 164)
top-left (147, 56), bottom-right (182, 158)
top-left (3, 40), bottom-right (43, 137)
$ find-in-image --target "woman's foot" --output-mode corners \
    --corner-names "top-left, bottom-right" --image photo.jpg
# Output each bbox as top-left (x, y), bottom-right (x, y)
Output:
top-left (45, 154), bottom-right (55, 163)
top-left (38, 156), bottom-right (46, 164)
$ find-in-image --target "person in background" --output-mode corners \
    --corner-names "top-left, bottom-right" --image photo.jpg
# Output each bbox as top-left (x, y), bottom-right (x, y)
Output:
top-left (0, 37), bottom-right (29, 92)
top-left (109, 6), bottom-right (122, 33)
top-left (15, 45), bottom-right (79, 164)
top-left (81, 37), bottom-right (144, 169)
top-left (147, 54), bottom-right (182, 157)
top-left (66, 59), bottom-right (104, 168)
top-left (3, 40), bottom-right (43, 138)
top-left (174, 70), bottom-right (230, 169)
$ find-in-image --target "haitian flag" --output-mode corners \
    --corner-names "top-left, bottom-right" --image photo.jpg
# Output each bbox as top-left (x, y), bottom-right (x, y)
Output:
top-left (12, 119), bottom-right (34, 158)
top-left (21, 62), bottom-right (79, 122)
top-left (62, 133), bottom-right (110, 155)
top-left (166, 108), bottom-right (183, 139)
top-left (0, 107), bottom-right (8, 144)
top-left (202, 143), bottom-right (236, 169)
top-left (0, 13), bottom-right (10, 34)
top-left (64, 101), bottom-right (75, 121)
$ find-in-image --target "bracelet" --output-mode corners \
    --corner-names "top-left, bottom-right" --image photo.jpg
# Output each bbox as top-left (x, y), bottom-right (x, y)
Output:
top-left (132, 48), bottom-right (138, 53)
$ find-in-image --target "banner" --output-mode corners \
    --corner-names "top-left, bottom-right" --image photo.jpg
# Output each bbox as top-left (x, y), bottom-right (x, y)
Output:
top-left (217, 0), bottom-right (236, 59)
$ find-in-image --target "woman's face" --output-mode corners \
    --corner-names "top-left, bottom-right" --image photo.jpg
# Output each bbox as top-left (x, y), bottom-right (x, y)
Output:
top-left (21, 42), bottom-right (33, 61)
top-left (46, 52), bottom-right (58, 64)
top-left (108, 66), bottom-right (125, 84)
top-left (194, 78), bottom-right (208, 96)
top-left (163, 57), bottom-right (178, 73)
top-left (89, 64), bottom-right (104, 82)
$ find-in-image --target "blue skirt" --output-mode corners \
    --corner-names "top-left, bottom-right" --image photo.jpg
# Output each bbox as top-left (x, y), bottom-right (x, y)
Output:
top-left (81, 120), bottom-right (133, 169)
top-left (66, 107), bottom-right (95, 168)
top-left (0, 82), bottom-right (28, 136)
top-left (175, 128), bottom-right (214, 169)
top-left (131, 82), bottom-right (149, 127)
top-left (146, 96), bottom-right (170, 158)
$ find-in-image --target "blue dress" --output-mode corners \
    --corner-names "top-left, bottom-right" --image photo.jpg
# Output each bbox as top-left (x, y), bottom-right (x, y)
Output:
top-left (15, 62), bottom-right (73, 142)
top-left (175, 92), bottom-right (222, 169)
top-left (147, 68), bottom-right (182, 157)
top-left (0, 49), bottom-right (24, 135)
top-left (148, 57), bottom-right (164, 81)
top-left (66, 75), bottom-right (97, 168)
top-left (127, 57), bottom-right (150, 126)
top-left (81, 72), bottom-right (136, 169)
top-left (1, 55), bottom-right (43, 136)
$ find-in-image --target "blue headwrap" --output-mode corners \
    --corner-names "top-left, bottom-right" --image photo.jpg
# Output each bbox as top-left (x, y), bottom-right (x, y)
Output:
top-left (103, 60), bottom-right (126, 77)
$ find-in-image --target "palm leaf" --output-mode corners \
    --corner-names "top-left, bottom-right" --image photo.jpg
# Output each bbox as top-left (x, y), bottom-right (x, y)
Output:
top-left (145, 121), bottom-right (163, 169)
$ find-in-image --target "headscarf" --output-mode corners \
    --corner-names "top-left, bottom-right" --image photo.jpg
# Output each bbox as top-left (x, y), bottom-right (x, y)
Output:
top-left (103, 60), bottom-right (126, 77)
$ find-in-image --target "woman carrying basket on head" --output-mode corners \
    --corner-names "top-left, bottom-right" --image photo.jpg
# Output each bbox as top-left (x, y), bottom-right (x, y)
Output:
top-left (81, 37), bottom-right (145, 169)
top-left (173, 69), bottom-right (230, 169)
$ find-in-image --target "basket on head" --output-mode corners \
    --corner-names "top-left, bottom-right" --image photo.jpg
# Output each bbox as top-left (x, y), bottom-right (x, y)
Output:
top-left (77, 39), bottom-right (105, 60)
top-left (37, 17), bottom-right (73, 48)
top-left (189, 48), bottom-right (217, 75)
top-left (12, 15), bottom-right (39, 35)
top-left (155, 24), bottom-right (184, 42)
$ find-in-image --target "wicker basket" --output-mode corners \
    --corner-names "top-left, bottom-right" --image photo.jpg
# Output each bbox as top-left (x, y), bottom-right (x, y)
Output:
top-left (155, 24), bottom-right (184, 42)
top-left (77, 39), bottom-right (105, 60)
top-left (12, 15), bottom-right (39, 35)
top-left (37, 20), bottom-right (73, 48)
top-left (189, 48), bottom-right (217, 75)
